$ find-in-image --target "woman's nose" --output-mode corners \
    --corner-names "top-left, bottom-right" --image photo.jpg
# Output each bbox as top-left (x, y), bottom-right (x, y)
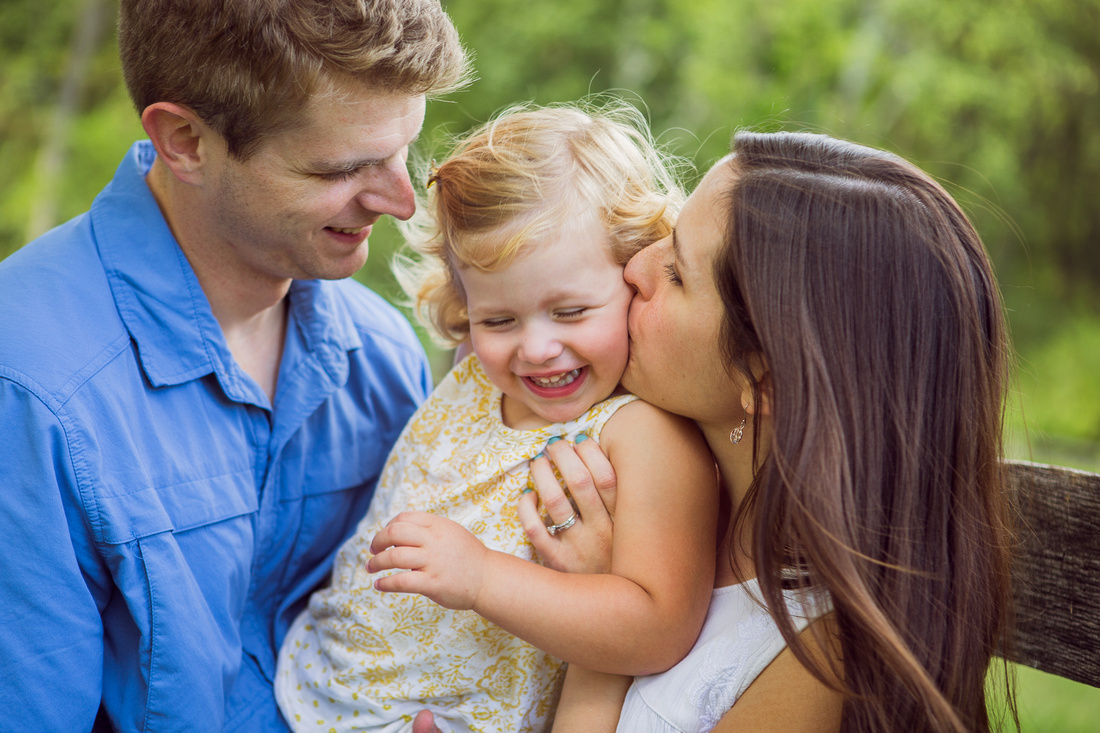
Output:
top-left (624, 239), bottom-right (658, 298)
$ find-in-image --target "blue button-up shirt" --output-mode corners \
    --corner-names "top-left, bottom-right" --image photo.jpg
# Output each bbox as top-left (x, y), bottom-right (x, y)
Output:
top-left (0, 142), bottom-right (431, 731)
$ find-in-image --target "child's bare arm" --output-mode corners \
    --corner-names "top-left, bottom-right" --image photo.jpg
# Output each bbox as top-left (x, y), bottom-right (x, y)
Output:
top-left (368, 401), bottom-right (718, 675)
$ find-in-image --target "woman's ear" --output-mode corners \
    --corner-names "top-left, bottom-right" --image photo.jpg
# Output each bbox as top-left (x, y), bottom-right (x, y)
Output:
top-left (742, 354), bottom-right (773, 417)
top-left (140, 102), bottom-right (217, 185)
top-left (750, 371), bottom-right (773, 416)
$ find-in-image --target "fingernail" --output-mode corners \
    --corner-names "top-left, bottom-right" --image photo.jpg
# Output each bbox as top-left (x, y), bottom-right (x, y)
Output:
top-left (522, 487), bottom-right (533, 494)
top-left (532, 452), bottom-right (545, 461)
top-left (574, 432), bottom-right (589, 443)
top-left (546, 436), bottom-right (562, 447)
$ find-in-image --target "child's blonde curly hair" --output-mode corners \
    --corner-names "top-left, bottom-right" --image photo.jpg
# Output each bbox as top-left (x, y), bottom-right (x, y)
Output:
top-left (395, 99), bottom-right (685, 346)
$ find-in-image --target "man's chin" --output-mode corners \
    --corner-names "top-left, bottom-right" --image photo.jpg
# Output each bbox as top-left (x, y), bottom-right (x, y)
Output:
top-left (309, 250), bottom-right (370, 281)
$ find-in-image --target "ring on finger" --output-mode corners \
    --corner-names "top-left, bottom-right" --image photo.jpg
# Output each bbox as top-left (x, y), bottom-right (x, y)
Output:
top-left (546, 513), bottom-right (578, 536)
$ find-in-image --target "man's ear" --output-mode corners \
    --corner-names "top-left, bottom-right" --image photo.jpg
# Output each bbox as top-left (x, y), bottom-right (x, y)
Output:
top-left (140, 102), bottom-right (216, 185)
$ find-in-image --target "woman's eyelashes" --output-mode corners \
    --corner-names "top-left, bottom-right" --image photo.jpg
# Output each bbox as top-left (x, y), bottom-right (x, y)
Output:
top-left (664, 263), bottom-right (683, 286)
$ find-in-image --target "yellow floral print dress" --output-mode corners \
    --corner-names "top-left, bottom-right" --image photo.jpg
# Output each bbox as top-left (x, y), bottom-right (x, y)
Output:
top-left (276, 355), bottom-right (637, 733)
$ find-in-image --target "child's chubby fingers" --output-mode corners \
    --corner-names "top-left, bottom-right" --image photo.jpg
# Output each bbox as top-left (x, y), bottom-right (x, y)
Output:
top-left (368, 511), bottom-right (433, 554)
top-left (366, 543), bottom-right (424, 574)
top-left (371, 563), bottom-right (428, 595)
top-left (367, 512), bottom-right (434, 574)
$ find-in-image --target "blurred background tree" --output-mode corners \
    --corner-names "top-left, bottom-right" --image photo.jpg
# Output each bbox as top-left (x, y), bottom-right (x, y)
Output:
top-left (2, 0), bottom-right (1098, 458)
top-left (1, 0), bottom-right (1098, 722)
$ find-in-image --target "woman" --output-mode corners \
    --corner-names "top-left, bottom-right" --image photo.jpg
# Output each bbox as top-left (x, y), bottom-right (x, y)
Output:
top-left (536, 131), bottom-right (1016, 732)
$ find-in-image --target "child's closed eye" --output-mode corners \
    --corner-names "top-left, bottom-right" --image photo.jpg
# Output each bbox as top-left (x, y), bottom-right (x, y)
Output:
top-left (553, 308), bottom-right (588, 320)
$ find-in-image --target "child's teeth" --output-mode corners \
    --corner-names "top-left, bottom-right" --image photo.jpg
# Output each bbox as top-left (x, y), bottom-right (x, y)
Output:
top-left (531, 369), bottom-right (580, 388)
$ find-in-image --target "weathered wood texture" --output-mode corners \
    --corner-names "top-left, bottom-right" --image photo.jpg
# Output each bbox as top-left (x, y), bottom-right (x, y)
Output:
top-left (1006, 459), bottom-right (1100, 688)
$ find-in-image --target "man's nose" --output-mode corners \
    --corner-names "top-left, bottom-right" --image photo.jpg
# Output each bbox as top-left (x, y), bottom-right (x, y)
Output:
top-left (356, 155), bottom-right (417, 221)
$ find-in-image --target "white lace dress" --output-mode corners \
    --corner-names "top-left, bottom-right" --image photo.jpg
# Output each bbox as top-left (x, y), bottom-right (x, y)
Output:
top-left (615, 578), bottom-right (822, 732)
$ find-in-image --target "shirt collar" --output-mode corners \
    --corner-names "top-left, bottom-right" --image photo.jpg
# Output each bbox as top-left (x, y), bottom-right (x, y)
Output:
top-left (286, 279), bottom-right (364, 363)
top-left (92, 141), bottom-right (362, 403)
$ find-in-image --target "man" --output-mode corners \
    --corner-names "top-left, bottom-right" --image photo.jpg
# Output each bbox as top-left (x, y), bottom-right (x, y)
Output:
top-left (0, 1), bottom-right (469, 729)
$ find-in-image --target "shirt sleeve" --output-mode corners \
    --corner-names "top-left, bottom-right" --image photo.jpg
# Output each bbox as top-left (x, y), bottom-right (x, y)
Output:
top-left (0, 377), bottom-right (106, 729)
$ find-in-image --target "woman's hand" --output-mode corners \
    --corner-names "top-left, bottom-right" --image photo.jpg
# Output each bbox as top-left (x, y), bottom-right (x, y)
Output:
top-left (519, 434), bottom-right (618, 574)
top-left (367, 511), bottom-right (489, 610)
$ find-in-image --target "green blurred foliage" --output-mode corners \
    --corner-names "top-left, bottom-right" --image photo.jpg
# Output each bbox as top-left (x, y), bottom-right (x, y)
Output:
top-left (1, 0), bottom-right (1098, 460)
top-left (2, 0), bottom-right (1099, 716)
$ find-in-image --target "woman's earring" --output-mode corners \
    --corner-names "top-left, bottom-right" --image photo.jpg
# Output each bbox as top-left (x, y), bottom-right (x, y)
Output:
top-left (729, 417), bottom-right (746, 444)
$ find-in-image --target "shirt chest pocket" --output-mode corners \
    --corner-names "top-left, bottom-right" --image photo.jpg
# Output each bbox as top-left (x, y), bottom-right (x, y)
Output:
top-left (95, 471), bottom-right (260, 623)
top-left (94, 471), bottom-right (260, 728)
top-left (96, 469), bottom-right (258, 542)
top-left (94, 470), bottom-right (259, 625)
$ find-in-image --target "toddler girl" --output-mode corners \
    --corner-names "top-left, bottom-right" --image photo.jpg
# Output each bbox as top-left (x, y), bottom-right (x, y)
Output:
top-left (275, 102), bottom-right (717, 733)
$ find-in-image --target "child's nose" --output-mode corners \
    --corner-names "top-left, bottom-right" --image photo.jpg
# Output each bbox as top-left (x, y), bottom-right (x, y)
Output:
top-left (518, 327), bottom-right (564, 365)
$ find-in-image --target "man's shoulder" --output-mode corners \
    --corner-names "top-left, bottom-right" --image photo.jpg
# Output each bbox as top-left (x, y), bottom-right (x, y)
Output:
top-left (0, 217), bottom-right (128, 399)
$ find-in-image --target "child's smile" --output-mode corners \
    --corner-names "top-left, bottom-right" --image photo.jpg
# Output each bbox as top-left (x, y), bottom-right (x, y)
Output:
top-left (527, 366), bottom-right (582, 388)
top-left (523, 366), bottom-right (586, 396)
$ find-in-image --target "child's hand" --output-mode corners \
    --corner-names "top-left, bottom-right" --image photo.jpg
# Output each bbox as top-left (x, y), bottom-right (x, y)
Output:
top-left (519, 434), bottom-right (617, 574)
top-left (367, 511), bottom-right (489, 610)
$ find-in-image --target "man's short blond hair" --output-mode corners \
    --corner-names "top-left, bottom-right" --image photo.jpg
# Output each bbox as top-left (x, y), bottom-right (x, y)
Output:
top-left (119, 0), bottom-right (471, 159)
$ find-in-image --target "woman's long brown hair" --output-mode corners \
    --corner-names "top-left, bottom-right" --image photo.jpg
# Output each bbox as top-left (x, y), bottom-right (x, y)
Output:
top-left (714, 132), bottom-right (1016, 731)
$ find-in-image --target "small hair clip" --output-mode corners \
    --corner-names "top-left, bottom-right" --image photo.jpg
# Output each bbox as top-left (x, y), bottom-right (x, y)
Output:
top-left (426, 159), bottom-right (441, 190)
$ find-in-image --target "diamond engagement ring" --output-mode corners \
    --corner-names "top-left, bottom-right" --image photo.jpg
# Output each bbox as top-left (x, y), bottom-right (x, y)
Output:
top-left (546, 513), bottom-right (578, 535)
